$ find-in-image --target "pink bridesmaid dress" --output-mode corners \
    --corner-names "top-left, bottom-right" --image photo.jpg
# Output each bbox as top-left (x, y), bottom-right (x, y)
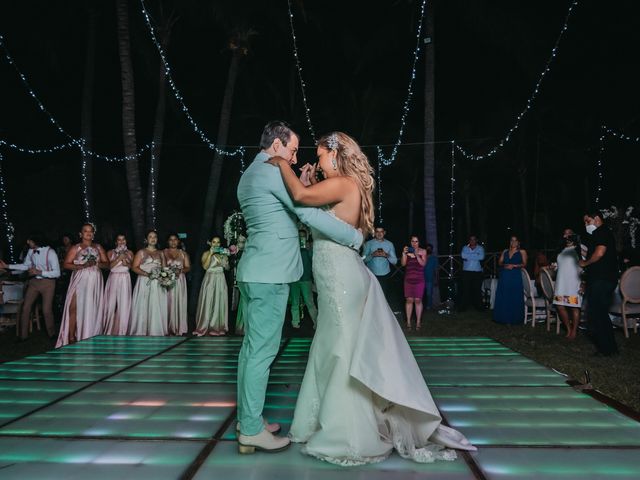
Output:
top-left (102, 250), bottom-right (132, 335)
top-left (167, 253), bottom-right (188, 336)
top-left (56, 245), bottom-right (105, 348)
top-left (129, 254), bottom-right (168, 336)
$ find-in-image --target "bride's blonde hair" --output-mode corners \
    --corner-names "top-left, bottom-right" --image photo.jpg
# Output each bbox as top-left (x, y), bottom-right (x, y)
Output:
top-left (318, 132), bottom-right (375, 235)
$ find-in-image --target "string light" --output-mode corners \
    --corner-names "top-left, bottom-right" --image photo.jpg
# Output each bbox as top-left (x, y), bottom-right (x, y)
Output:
top-left (286, 0), bottom-right (316, 142)
top-left (456, 0), bottom-right (579, 161)
top-left (377, 0), bottom-right (427, 167)
top-left (0, 152), bottom-right (16, 262)
top-left (596, 125), bottom-right (640, 208)
top-left (376, 155), bottom-right (384, 224)
top-left (444, 141), bottom-right (456, 313)
top-left (149, 141), bottom-right (157, 229)
top-left (139, 0), bottom-right (245, 159)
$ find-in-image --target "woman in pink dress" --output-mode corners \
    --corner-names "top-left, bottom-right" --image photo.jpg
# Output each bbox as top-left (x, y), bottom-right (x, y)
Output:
top-left (401, 235), bottom-right (427, 331)
top-left (103, 233), bottom-right (133, 335)
top-left (164, 233), bottom-right (191, 336)
top-left (129, 230), bottom-right (168, 336)
top-left (56, 223), bottom-right (108, 347)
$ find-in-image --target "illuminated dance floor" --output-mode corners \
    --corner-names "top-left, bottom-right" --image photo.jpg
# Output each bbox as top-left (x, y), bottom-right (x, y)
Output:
top-left (1, 335), bottom-right (640, 479)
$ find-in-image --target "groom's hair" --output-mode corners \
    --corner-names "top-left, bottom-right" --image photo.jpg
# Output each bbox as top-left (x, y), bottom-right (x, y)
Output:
top-left (260, 121), bottom-right (299, 149)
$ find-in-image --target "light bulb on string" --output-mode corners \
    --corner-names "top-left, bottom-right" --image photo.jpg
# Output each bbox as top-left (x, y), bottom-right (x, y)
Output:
top-left (0, 152), bottom-right (16, 262)
top-left (456, 0), bottom-right (579, 161)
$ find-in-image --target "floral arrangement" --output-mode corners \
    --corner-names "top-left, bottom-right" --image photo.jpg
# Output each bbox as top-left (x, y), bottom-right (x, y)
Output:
top-left (114, 245), bottom-right (128, 255)
top-left (601, 205), bottom-right (640, 249)
top-left (149, 266), bottom-right (177, 290)
top-left (223, 211), bottom-right (247, 252)
top-left (74, 247), bottom-right (98, 265)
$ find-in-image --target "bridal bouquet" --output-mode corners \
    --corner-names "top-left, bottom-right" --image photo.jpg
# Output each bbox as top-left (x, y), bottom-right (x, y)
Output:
top-left (114, 245), bottom-right (128, 255)
top-left (74, 247), bottom-right (99, 265)
top-left (149, 266), bottom-right (177, 290)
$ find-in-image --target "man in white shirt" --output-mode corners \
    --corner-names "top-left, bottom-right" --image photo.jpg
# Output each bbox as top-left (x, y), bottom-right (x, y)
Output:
top-left (459, 235), bottom-right (485, 311)
top-left (0, 233), bottom-right (60, 340)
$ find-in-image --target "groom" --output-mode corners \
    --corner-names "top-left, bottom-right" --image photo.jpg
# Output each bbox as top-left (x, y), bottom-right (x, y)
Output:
top-left (236, 121), bottom-right (362, 453)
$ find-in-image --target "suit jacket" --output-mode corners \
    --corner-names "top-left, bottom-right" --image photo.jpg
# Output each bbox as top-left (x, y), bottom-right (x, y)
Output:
top-left (237, 152), bottom-right (362, 284)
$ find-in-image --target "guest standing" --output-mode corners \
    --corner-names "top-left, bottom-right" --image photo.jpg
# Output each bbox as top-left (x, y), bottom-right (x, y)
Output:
top-left (164, 233), bottom-right (191, 336)
top-left (459, 235), bottom-right (485, 311)
top-left (130, 230), bottom-right (168, 336)
top-left (553, 234), bottom-right (582, 340)
top-left (580, 212), bottom-right (619, 356)
top-left (363, 225), bottom-right (398, 307)
top-left (103, 233), bottom-right (133, 335)
top-left (193, 236), bottom-right (230, 336)
top-left (493, 236), bottom-right (528, 325)
top-left (401, 235), bottom-right (426, 330)
top-left (0, 233), bottom-right (60, 340)
top-left (56, 223), bottom-right (108, 347)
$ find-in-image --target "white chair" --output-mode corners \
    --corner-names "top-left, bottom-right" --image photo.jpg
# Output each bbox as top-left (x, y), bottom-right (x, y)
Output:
top-left (0, 281), bottom-right (24, 332)
top-left (539, 268), bottom-right (561, 334)
top-left (522, 269), bottom-right (546, 327)
top-left (619, 266), bottom-right (640, 337)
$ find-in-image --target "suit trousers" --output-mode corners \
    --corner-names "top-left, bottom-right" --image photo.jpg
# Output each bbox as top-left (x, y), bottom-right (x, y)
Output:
top-left (585, 279), bottom-right (618, 355)
top-left (237, 281), bottom-right (289, 435)
top-left (460, 270), bottom-right (484, 310)
top-left (20, 278), bottom-right (56, 339)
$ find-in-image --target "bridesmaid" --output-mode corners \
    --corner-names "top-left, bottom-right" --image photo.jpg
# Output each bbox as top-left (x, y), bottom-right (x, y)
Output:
top-left (103, 233), bottom-right (133, 335)
top-left (193, 236), bottom-right (229, 336)
top-left (164, 233), bottom-right (191, 336)
top-left (493, 235), bottom-right (528, 325)
top-left (56, 223), bottom-right (108, 347)
top-left (129, 230), bottom-right (168, 336)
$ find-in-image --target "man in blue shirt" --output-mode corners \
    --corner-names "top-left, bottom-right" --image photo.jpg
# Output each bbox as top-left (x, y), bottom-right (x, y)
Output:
top-left (459, 235), bottom-right (485, 311)
top-left (363, 226), bottom-right (398, 306)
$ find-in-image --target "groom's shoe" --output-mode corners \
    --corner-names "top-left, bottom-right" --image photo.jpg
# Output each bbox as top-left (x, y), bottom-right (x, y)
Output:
top-left (238, 429), bottom-right (291, 454)
top-left (236, 419), bottom-right (281, 435)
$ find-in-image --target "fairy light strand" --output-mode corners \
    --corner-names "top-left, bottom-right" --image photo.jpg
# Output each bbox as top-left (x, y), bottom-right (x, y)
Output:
top-left (0, 152), bottom-right (16, 262)
top-left (377, 0), bottom-right (427, 167)
top-left (286, 0), bottom-right (316, 142)
top-left (150, 141), bottom-right (157, 228)
top-left (597, 125), bottom-right (640, 208)
top-left (376, 156), bottom-right (384, 224)
top-left (447, 141), bottom-right (456, 307)
top-left (139, 0), bottom-right (245, 158)
top-left (456, 0), bottom-right (579, 161)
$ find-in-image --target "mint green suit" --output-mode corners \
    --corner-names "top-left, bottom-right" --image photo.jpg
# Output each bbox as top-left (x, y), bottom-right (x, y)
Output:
top-left (236, 152), bottom-right (362, 435)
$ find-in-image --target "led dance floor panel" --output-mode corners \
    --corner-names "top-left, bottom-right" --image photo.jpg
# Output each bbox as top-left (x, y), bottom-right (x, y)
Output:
top-left (0, 335), bottom-right (639, 479)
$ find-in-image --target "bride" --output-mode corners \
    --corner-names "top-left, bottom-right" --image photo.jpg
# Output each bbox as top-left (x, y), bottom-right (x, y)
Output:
top-left (266, 132), bottom-right (476, 466)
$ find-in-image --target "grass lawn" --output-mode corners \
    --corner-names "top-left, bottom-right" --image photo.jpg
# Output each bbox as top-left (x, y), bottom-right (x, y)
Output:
top-left (2, 309), bottom-right (639, 412)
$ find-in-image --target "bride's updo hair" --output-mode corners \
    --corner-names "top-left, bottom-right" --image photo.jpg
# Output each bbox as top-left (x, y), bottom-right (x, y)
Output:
top-left (317, 132), bottom-right (375, 235)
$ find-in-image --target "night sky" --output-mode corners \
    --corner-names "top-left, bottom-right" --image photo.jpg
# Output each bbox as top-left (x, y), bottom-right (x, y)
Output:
top-left (1, 0), bottom-right (639, 257)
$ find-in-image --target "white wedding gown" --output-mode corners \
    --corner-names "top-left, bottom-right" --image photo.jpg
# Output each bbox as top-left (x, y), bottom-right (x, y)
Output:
top-left (289, 222), bottom-right (476, 466)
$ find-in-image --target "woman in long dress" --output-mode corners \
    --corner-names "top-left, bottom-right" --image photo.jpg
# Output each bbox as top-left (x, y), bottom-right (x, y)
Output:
top-left (401, 235), bottom-right (427, 331)
top-left (102, 233), bottom-right (133, 335)
top-left (56, 223), bottom-right (108, 347)
top-left (129, 230), bottom-right (168, 336)
top-left (193, 236), bottom-right (229, 336)
top-left (267, 132), bottom-right (475, 466)
top-left (553, 234), bottom-right (583, 339)
top-left (164, 233), bottom-right (190, 336)
top-left (493, 236), bottom-right (528, 325)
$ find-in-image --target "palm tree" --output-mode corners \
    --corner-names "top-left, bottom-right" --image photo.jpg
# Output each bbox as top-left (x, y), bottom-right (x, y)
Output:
top-left (80, 4), bottom-right (98, 222)
top-left (116, 0), bottom-right (145, 247)
top-left (189, 28), bottom-right (254, 312)
top-left (146, 4), bottom-right (178, 230)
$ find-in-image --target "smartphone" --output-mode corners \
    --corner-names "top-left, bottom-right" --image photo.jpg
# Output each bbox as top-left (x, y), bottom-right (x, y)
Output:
top-left (407, 246), bottom-right (415, 253)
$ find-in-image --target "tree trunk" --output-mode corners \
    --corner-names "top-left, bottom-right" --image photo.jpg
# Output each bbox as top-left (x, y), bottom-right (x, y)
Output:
top-left (146, 29), bottom-right (170, 230)
top-left (423, 7), bottom-right (437, 254)
top-left (116, 0), bottom-right (145, 247)
top-left (189, 49), bottom-right (243, 313)
top-left (80, 6), bottom-right (97, 222)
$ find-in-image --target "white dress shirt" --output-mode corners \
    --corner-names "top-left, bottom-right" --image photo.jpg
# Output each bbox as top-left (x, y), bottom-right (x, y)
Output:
top-left (9, 246), bottom-right (61, 279)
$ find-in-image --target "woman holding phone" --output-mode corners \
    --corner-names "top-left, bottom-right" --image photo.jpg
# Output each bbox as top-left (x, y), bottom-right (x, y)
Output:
top-left (401, 235), bottom-right (427, 331)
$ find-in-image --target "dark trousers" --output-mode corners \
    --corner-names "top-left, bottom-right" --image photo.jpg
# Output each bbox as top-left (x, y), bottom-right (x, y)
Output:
top-left (460, 270), bottom-right (483, 310)
top-left (376, 273), bottom-right (401, 312)
top-left (586, 279), bottom-right (618, 355)
top-left (20, 278), bottom-right (56, 339)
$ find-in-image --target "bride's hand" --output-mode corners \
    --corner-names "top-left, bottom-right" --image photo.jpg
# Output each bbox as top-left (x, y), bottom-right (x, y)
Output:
top-left (299, 164), bottom-right (313, 186)
top-left (308, 163), bottom-right (319, 185)
top-left (265, 156), bottom-right (288, 167)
